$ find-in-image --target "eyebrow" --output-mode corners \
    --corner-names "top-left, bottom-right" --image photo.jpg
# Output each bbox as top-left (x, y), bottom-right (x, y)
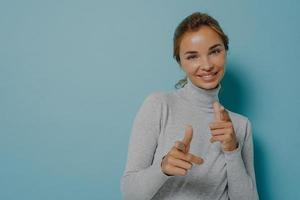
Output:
top-left (184, 44), bottom-right (222, 55)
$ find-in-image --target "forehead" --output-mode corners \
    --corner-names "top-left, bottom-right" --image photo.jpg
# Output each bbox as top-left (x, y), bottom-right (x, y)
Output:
top-left (179, 26), bottom-right (223, 52)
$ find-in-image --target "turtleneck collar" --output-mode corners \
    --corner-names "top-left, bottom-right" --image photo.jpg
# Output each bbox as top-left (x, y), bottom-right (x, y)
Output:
top-left (176, 77), bottom-right (221, 111)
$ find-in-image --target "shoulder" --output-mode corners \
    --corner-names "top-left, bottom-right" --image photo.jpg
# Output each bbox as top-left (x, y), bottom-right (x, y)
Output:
top-left (142, 90), bottom-right (175, 107)
top-left (227, 109), bottom-right (250, 125)
top-left (226, 109), bottom-right (252, 140)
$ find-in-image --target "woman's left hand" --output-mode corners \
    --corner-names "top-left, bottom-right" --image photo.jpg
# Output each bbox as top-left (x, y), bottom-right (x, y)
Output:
top-left (209, 102), bottom-right (238, 151)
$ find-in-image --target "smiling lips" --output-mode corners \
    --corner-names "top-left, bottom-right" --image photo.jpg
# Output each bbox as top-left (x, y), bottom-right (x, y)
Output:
top-left (197, 71), bottom-right (218, 82)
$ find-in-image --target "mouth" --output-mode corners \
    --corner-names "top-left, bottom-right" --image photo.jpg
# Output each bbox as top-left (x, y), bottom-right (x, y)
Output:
top-left (196, 71), bottom-right (219, 82)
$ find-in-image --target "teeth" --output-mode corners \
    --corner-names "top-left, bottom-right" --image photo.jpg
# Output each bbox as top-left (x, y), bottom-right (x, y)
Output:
top-left (197, 71), bottom-right (218, 81)
top-left (203, 73), bottom-right (215, 77)
top-left (196, 72), bottom-right (218, 80)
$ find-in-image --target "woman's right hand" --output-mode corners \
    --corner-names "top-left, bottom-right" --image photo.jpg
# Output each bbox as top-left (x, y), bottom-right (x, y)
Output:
top-left (161, 125), bottom-right (204, 176)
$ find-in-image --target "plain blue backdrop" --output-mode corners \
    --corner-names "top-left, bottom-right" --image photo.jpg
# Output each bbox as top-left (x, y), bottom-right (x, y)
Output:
top-left (1, 0), bottom-right (300, 199)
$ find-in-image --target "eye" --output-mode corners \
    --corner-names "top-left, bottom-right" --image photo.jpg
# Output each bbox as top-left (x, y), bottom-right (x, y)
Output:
top-left (210, 49), bottom-right (222, 55)
top-left (186, 55), bottom-right (198, 60)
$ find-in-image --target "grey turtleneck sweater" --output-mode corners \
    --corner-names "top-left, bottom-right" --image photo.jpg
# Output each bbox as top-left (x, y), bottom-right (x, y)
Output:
top-left (120, 77), bottom-right (259, 200)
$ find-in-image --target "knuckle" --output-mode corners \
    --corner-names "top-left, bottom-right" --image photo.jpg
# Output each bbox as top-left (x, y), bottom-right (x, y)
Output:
top-left (170, 146), bottom-right (176, 153)
top-left (174, 141), bottom-right (179, 148)
top-left (186, 154), bottom-right (193, 161)
top-left (165, 164), bottom-right (171, 171)
top-left (227, 134), bottom-right (233, 139)
top-left (166, 156), bottom-right (173, 163)
top-left (225, 129), bottom-right (230, 135)
top-left (181, 170), bottom-right (187, 176)
top-left (169, 148), bottom-right (176, 156)
top-left (228, 136), bottom-right (234, 142)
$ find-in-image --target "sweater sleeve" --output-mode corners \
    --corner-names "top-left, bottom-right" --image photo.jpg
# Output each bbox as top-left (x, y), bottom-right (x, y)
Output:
top-left (223, 119), bottom-right (259, 200)
top-left (120, 93), bottom-right (172, 200)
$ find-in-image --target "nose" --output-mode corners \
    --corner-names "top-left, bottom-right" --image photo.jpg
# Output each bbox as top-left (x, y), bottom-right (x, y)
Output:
top-left (199, 56), bottom-right (213, 71)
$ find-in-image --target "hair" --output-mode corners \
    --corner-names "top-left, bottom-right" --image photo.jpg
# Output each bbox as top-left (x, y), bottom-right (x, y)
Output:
top-left (173, 12), bottom-right (229, 89)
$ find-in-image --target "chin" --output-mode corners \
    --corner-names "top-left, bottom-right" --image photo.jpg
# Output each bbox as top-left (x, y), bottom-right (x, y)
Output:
top-left (198, 82), bottom-right (219, 90)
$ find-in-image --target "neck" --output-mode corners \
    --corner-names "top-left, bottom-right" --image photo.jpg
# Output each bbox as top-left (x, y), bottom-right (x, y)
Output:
top-left (176, 77), bottom-right (221, 111)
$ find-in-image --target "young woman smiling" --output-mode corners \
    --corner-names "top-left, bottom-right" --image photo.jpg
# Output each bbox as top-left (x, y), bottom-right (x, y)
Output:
top-left (121, 12), bottom-right (259, 200)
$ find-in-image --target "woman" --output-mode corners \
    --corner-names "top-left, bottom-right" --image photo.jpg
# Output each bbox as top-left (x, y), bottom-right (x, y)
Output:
top-left (121, 12), bottom-right (259, 200)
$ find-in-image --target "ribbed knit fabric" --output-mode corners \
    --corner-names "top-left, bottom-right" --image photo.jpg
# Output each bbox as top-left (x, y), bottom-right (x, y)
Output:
top-left (121, 77), bottom-right (259, 200)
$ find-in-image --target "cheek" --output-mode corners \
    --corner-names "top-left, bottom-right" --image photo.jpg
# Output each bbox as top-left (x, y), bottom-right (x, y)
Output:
top-left (180, 59), bottom-right (198, 73)
top-left (211, 54), bottom-right (226, 67)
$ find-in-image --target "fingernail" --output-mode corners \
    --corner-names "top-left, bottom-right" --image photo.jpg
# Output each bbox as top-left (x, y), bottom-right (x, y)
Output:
top-left (198, 159), bottom-right (203, 165)
top-left (179, 143), bottom-right (185, 150)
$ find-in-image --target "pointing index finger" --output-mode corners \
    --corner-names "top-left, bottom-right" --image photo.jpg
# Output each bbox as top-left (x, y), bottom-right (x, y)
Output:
top-left (182, 125), bottom-right (193, 151)
top-left (213, 102), bottom-right (222, 121)
top-left (213, 102), bottom-right (230, 122)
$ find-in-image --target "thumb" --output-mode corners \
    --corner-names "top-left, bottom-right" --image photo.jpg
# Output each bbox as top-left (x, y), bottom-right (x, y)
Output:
top-left (182, 125), bottom-right (193, 152)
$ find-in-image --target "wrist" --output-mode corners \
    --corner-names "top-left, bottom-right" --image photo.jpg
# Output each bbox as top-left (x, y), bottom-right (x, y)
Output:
top-left (223, 141), bottom-right (238, 151)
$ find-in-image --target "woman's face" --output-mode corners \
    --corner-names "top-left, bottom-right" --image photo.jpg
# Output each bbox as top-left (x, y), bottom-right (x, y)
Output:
top-left (179, 26), bottom-right (227, 90)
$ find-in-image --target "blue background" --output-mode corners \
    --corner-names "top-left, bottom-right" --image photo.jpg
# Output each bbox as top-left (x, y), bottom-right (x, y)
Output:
top-left (1, 0), bottom-right (299, 199)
